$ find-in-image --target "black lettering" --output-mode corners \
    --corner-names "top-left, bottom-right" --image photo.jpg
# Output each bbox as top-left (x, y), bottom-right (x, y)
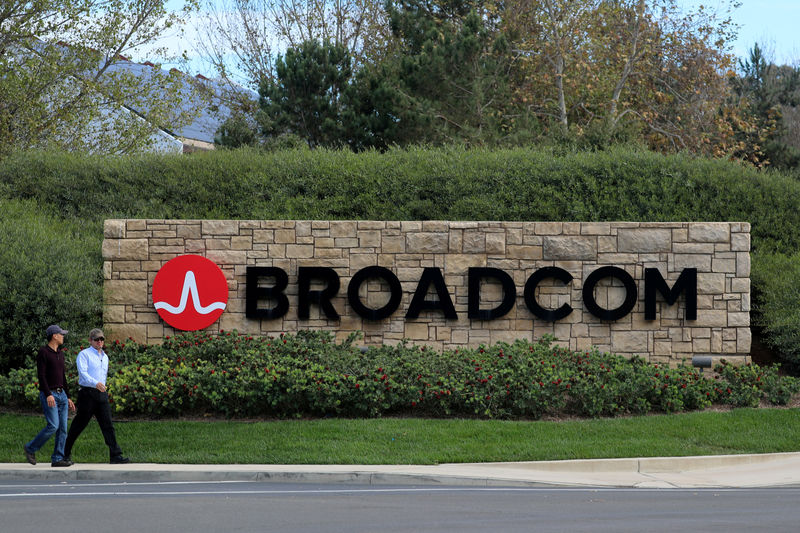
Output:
top-left (644, 268), bottom-right (697, 320)
top-left (298, 267), bottom-right (340, 320)
top-left (348, 266), bottom-right (402, 320)
top-left (468, 267), bottom-right (516, 320)
top-left (582, 266), bottom-right (637, 321)
top-left (245, 266), bottom-right (289, 319)
top-left (405, 267), bottom-right (457, 319)
top-left (524, 267), bottom-right (574, 322)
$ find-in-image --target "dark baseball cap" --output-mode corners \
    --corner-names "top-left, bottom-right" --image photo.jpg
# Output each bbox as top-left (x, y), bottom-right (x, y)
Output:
top-left (46, 325), bottom-right (68, 337)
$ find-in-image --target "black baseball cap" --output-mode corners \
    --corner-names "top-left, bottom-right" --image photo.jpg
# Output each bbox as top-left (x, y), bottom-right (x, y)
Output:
top-left (46, 325), bottom-right (68, 337)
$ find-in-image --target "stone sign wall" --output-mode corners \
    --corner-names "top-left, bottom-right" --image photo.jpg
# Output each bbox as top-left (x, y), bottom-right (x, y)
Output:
top-left (103, 220), bottom-right (751, 364)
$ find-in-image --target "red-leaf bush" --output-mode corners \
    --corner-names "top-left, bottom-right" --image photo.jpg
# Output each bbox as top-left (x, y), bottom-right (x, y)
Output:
top-left (1, 331), bottom-right (797, 419)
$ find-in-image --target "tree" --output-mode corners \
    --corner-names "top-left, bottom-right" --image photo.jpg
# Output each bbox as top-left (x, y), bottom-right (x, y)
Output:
top-left (729, 44), bottom-right (800, 168)
top-left (375, 0), bottom-right (517, 146)
top-left (506, 0), bottom-right (598, 134)
top-left (0, 0), bottom-right (200, 155)
top-left (504, 0), bottom-right (740, 153)
top-left (209, 0), bottom-right (522, 150)
top-left (342, 58), bottom-right (429, 150)
top-left (196, 0), bottom-right (390, 91)
top-left (215, 114), bottom-right (259, 148)
top-left (258, 40), bottom-right (353, 148)
top-left (209, 0), bottom-right (754, 156)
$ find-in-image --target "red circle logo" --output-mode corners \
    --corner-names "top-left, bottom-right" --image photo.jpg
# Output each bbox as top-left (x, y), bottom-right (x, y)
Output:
top-left (152, 255), bottom-right (228, 331)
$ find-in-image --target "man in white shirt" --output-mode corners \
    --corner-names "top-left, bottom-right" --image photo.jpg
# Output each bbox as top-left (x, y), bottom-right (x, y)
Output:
top-left (64, 328), bottom-right (130, 464)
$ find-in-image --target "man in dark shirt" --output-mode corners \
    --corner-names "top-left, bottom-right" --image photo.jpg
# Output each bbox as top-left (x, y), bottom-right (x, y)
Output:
top-left (23, 325), bottom-right (76, 467)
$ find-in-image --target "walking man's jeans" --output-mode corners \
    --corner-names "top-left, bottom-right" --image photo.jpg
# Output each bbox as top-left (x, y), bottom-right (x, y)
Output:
top-left (26, 390), bottom-right (69, 462)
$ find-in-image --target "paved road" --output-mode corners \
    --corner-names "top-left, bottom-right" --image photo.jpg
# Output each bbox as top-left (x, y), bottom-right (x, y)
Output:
top-left (2, 480), bottom-right (799, 532)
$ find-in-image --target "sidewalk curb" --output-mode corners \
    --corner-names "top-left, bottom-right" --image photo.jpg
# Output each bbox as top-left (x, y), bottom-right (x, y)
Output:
top-left (475, 451), bottom-right (800, 473)
top-left (0, 465), bottom-right (554, 486)
top-left (3, 452), bottom-right (800, 488)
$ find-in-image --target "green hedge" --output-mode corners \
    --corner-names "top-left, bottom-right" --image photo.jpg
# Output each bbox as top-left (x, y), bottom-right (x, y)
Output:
top-left (0, 199), bottom-right (102, 370)
top-left (2, 146), bottom-right (800, 368)
top-left (1, 332), bottom-right (796, 419)
top-left (1, 147), bottom-right (798, 254)
top-left (752, 252), bottom-right (800, 370)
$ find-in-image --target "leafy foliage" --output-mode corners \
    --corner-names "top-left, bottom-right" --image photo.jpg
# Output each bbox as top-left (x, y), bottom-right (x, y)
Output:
top-left (729, 44), bottom-right (800, 169)
top-left (0, 0), bottom-right (200, 155)
top-left (712, 359), bottom-right (800, 407)
top-left (1, 332), bottom-right (796, 418)
top-left (209, 0), bottom-right (787, 162)
top-left (0, 199), bottom-right (102, 371)
top-left (2, 146), bottom-right (798, 251)
top-left (258, 40), bottom-right (353, 148)
top-left (214, 115), bottom-right (259, 148)
top-left (752, 252), bottom-right (800, 371)
top-left (1, 146), bottom-right (800, 367)
top-left (378, 2), bottom-right (516, 146)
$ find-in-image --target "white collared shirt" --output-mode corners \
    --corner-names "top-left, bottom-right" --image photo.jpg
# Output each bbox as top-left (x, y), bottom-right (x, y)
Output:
top-left (76, 345), bottom-right (108, 388)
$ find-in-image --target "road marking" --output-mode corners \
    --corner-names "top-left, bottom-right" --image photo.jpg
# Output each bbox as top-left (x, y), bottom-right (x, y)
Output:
top-left (0, 480), bottom-right (254, 489)
top-left (1, 486), bottom-right (797, 498)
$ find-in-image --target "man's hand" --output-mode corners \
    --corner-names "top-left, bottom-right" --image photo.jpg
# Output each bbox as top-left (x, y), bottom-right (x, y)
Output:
top-left (68, 399), bottom-right (76, 412)
top-left (96, 382), bottom-right (106, 393)
top-left (46, 395), bottom-right (55, 408)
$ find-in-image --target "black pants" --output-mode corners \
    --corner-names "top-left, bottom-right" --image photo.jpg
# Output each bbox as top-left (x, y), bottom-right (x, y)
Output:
top-left (64, 387), bottom-right (123, 459)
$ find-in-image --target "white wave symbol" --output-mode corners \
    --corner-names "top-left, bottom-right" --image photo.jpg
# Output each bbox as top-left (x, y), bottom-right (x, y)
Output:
top-left (154, 271), bottom-right (227, 315)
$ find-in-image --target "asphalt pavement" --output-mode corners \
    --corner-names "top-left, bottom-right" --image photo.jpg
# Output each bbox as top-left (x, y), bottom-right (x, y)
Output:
top-left (2, 452), bottom-right (800, 488)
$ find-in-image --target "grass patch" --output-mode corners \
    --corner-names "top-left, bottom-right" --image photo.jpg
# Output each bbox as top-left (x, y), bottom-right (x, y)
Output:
top-left (3, 409), bottom-right (799, 464)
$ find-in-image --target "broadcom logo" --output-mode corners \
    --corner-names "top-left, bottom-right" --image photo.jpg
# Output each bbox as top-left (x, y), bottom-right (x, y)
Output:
top-left (152, 255), bottom-right (228, 331)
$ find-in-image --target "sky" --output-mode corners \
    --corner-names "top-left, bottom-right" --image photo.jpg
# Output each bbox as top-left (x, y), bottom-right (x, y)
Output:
top-left (151, 1), bottom-right (800, 77)
top-left (680, 0), bottom-right (800, 63)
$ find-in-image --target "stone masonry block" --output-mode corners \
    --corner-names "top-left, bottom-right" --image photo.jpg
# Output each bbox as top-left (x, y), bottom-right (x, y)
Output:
top-left (105, 280), bottom-right (148, 305)
top-left (689, 223), bottom-right (730, 243)
top-left (103, 239), bottom-right (149, 260)
top-left (737, 252), bottom-right (751, 277)
top-left (202, 220), bottom-right (239, 235)
top-left (697, 273), bottom-right (726, 294)
top-left (543, 236), bottom-right (596, 260)
top-left (108, 324), bottom-right (148, 344)
top-left (731, 232), bottom-right (750, 252)
top-left (359, 230), bottom-right (382, 248)
top-left (175, 223), bottom-right (203, 239)
top-left (275, 229), bottom-right (296, 243)
top-left (534, 222), bottom-right (562, 235)
top-left (104, 220), bottom-right (125, 238)
top-left (611, 331), bottom-right (648, 353)
top-left (617, 229), bottom-right (672, 253)
top-left (406, 233), bottom-right (449, 253)
top-left (331, 221), bottom-right (357, 237)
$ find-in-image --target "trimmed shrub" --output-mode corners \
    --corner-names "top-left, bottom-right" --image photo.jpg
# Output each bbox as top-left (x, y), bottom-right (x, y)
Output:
top-left (1, 147), bottom-right (800, 256)
top-left (713, 359), bottom-right (800, 407)
top-left (2, 332), bottom-right (794, 419)
top-left (0, 199), bottom-right (102, 371)
top-left (752, 252), bottom-right (800, 370)
top-left (2, 147), bottom-right (800, 367)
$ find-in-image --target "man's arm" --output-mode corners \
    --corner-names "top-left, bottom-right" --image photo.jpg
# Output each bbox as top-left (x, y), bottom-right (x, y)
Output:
top-left (36, 349), bottom-right (51, 396)
top-left (36, 349), bottom-right (55, 407)
top-left (62, 360), bottom-right (75, 411)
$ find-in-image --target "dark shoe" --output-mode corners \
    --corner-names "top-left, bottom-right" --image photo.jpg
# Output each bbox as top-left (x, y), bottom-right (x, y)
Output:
top-left (23, 446), bottom-right (36, 465)
top-left (110, 455), bottom-right (130, 464)
top-left (51, 459), bottom-right (72, 467)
